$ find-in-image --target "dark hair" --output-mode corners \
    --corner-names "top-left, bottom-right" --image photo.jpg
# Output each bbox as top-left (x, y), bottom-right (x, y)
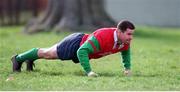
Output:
top-left (117, 20), bottom-right (135, 32)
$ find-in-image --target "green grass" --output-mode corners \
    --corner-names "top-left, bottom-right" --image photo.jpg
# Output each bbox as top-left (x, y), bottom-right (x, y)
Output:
top-left (0, 26), bottom-right (180, 91)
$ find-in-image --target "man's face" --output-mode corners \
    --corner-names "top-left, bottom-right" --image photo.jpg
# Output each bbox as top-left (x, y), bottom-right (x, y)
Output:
top-left (118, 28), bottom-right (135, 44)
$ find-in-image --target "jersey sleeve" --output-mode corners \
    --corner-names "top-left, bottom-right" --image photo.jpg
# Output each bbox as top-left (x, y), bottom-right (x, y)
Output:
top-left (121, 47), bottom-right (131, 69)
top-left (77, 36), bottom-right (100, 73)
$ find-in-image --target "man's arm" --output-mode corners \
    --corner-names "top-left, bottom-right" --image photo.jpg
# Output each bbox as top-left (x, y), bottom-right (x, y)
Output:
top-left (121, 47), bottom-right (131, 75)
top-left (77, 36), bottom-right (100, 74)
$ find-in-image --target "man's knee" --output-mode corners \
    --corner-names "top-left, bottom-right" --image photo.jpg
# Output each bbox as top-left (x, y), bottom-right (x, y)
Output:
top-left (38, 49), bottom-right (54, 59)
top-left (43, 51), bottom-right (51, 59)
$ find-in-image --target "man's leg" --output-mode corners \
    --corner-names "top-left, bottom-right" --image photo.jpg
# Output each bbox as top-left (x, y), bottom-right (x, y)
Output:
top-left (37, 44), bottom-right (58, 59)
top-left (11, 48), bottom-right (39, 72)
top-left (26, 44), bottom-right (59, 71)
top-left (12, 44), bottom-right (59, 72)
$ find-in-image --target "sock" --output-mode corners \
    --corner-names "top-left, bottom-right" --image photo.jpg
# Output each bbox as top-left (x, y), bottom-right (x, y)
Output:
top-left (16, 48), bottom-right (39, 62)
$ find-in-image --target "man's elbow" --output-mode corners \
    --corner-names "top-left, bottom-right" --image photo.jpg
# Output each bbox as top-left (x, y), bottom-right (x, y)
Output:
top-left (77, 48), bottom-right (86, 57)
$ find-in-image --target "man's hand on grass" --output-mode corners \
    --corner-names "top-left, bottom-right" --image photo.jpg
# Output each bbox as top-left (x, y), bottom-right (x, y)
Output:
top-left (87, 71), bottom-right (99, 77)
top-left (124, 69), bottom-right (131, 76)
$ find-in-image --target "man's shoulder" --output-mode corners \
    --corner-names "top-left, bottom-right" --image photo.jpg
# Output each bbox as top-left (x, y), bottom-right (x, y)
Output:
top-left (96, 27), bottom-right (117, 31)
top-left (92, 27), bottom-right (116, 41)
top-left (93, 27), bottom-right (117, 35)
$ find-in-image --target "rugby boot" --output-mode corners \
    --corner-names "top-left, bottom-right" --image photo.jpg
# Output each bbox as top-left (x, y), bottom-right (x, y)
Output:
top-left (11, 55), bottom-right (23, 72)
top-left (26, 60), bottom-right (35, 71)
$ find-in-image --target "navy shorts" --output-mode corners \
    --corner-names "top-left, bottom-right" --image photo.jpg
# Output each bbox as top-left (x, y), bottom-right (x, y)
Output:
top-left (56, 33), bottom-right (84, 63)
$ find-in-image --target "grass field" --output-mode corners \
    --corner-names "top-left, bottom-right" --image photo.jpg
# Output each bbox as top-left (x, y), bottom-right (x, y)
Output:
top-left (0, 26), bottom-right (180, 91)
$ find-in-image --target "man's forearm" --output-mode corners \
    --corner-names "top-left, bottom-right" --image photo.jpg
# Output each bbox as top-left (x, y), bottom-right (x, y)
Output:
top-left (121, 48), bottom-right (131, 69)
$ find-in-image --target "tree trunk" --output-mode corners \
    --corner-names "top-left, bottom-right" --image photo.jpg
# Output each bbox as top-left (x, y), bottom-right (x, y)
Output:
top-left (24, 0), bottom-right (116, 34)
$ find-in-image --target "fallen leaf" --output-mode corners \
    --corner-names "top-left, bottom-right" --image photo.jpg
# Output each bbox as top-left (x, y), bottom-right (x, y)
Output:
top-left (6, 76), bottom-right (14, 81)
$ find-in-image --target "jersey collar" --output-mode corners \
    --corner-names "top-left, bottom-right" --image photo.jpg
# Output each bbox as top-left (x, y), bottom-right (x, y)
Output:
top-left (113, 30), bottom-right (118, 49)
top-left (113, 29), bottom-right (124, 49)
